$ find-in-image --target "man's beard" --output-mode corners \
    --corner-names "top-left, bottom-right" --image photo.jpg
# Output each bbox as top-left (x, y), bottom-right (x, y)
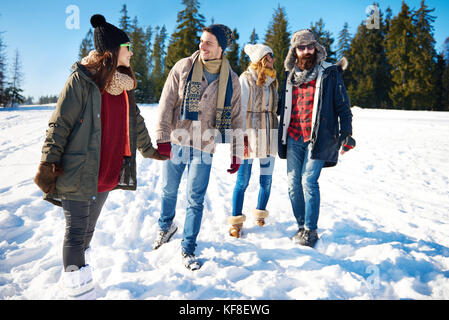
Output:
top-left (297, 52), bottom-right (316, 71)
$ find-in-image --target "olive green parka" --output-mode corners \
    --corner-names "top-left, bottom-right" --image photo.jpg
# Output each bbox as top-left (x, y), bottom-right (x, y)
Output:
top-left (40, 63), bottom-right (156, 206)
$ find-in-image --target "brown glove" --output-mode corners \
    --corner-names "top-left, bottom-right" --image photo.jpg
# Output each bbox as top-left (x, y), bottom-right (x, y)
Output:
top-left (34, 162), bottom-right (64, 194)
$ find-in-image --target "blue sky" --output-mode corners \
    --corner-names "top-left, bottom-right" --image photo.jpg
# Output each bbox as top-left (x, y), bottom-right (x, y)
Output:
top-left (1, 0), bottom-right (448, 100)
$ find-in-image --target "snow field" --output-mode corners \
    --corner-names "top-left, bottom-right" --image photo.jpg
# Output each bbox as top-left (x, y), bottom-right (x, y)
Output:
top-left (0, 105), bottom-right (448, 299)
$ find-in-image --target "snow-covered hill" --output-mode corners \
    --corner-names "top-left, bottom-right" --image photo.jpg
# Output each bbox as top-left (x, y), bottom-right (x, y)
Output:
top-left (1, 105), bottom-right (448, 299)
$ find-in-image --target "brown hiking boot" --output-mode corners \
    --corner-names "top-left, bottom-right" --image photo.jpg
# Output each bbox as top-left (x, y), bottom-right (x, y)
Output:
top-left (298, 229), bottom-right (319, 248)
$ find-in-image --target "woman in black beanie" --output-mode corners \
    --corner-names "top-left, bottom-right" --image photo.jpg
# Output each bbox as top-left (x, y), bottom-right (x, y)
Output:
top-left (34, 14), bottom-right (168, 299)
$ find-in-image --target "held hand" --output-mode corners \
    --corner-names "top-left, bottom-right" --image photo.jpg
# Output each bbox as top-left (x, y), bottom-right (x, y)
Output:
top-left (34, 162), bottom-right (64, 194)
top-left (149, 150), bottom-right (170, 161)
top-left (227, 156), bottom-right (241, 174)
top-left (157, 142), bottom-right (172, 159)
top-left (340, 135), bottom-right (356, 155)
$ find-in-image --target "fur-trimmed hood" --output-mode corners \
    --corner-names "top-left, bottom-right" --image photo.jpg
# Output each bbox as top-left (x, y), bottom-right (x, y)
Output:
top-left (336, 56), bottom-right (348, 72)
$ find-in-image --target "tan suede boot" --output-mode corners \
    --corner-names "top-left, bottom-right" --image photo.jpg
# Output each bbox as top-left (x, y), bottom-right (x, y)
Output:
top-left (228, 215), bottom-right (246, 238)
top-left (252, 209), bottom-right (269, 227)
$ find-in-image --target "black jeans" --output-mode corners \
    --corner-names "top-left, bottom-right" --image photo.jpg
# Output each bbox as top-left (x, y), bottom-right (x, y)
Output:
top-left (61, 192), bottom-right (109, 270)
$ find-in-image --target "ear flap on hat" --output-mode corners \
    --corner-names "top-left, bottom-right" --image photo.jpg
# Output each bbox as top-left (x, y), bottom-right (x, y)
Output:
top-left (284, 47), bottom-right (297, 72)
top-left (314, 42), bottom-right (327, 65)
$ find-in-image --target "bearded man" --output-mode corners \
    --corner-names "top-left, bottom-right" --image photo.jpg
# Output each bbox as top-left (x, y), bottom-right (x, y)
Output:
top-left (278, 29), bottom-right (356, 248)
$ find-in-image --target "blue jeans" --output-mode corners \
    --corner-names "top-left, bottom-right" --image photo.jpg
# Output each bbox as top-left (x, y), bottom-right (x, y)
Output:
top-left (287, 136), bottom-right (325, 230)
top-left (232, 157), bottom-right (275, 216)
top-left (158, 144), bottom-right (213, 255)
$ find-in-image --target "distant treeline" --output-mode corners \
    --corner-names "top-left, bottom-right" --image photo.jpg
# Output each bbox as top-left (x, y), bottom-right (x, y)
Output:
top-left (2, 0), bottom-right (448, 110)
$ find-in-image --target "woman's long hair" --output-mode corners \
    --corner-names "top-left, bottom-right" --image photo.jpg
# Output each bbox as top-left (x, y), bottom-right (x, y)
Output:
top-left (251, 55), bottom-right (278, 89)
top-left (82, 47), bottom-right (137, 93)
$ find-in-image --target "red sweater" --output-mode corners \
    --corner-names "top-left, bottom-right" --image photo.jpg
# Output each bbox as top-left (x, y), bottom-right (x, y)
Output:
top-left (97, 91), bottom-right (130, 193)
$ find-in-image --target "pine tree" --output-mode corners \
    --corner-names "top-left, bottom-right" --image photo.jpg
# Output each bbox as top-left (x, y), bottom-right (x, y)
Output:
top-left (119, 4), bottom-right (131, 35)
top-left (385, 1), bottom-right (416, 109)
top-left (386, 0), bottom-right (438, 110)
top-left (129, 16), bottom-right (151, 103)
top-left (433, 53), bottom-right (446, 111)
top-left (264, 4), bottom-right (290, 94)
top-left (385, 6), bottom-right (393, 33)
top-left (78, 29), bottom-right (94, 60)
top-left (346, 7), bottom-right (390, 108)
top-left (164, 0), bottom-right (206, 78)
top-left (442, 37), bottom-right (449, 110)
top-left (226, 28), bottom-right (240, 74)
top-left (145, 25), bottom-right (153, 71)
top-left (150, 26), bottom-right (168, 102)
top-left (250, 29), bottom-right (259, 44)
top-left (443, 37), bottom-right (449, 62)
top-left (310, 18), bottom-right (336, 63)
top-left (0, 32), bottom-right (6, 107)
top-left (410, 0), bottom-right (437, 110)
top-left (5, 49), bottom-right (25, 107)
top-left (238, 28), bottom-right (259, 72)
top-left (442, 54), bottom-right (449, 111)
top-left (336, 22), bottom-right (352, 61)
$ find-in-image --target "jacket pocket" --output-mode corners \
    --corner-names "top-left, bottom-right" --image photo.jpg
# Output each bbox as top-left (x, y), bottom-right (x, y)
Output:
top-left (56, 153), bottom-right (86, 194)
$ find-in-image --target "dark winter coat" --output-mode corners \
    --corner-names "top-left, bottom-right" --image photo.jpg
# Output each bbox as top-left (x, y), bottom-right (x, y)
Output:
top-left (278, 61), bottom-right (353, 167)
top-left (40, 63), bottom-right (156, 206)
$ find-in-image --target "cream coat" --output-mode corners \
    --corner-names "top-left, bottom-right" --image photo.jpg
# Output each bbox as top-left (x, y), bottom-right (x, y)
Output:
top-left (240, 68), bottom-right (279, 159)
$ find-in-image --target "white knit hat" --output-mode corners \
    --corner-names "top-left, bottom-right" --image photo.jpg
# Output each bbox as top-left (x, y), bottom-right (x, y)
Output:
top-left (244, 43), bottom-right (273, 64)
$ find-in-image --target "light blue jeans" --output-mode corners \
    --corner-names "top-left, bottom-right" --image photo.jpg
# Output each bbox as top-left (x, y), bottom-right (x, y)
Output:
top-left (287, 136), bottom-right (325, 230)
top-left (232, 157), bottom-right (275, 216)
top-left (158, 144), bottom-right (213, 255)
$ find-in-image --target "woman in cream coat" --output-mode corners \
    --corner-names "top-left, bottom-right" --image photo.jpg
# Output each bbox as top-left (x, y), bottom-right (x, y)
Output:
top-left (229, 44), bottom-right (279, 238)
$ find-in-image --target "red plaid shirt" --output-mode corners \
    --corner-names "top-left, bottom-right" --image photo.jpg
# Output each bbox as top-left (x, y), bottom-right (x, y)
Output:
top-left (288, 79), bottom-right (316, 142)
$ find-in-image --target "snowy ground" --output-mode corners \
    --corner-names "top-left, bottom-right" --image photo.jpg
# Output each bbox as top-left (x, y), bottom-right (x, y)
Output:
top-left (0, 104), bottom-right (448, 300)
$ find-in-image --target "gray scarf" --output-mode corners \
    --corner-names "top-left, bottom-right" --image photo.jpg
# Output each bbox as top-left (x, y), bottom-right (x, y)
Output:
top-left (288, 64), bottom-right (319, 86)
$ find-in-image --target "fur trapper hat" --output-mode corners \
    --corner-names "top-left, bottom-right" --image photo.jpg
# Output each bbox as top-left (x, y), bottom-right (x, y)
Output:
top-left (284, 29), bottom-right (327, 72)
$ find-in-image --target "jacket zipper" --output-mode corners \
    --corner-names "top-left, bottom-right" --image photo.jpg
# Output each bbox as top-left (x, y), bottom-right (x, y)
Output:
top-left (339, 84), bottom-right (345, 103)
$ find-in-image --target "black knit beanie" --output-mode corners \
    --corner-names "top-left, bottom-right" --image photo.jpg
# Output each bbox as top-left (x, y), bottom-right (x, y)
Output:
top-left (90, 14), bottom-right (130, 54)
top-left (205, 24), bottom-right (233, 52)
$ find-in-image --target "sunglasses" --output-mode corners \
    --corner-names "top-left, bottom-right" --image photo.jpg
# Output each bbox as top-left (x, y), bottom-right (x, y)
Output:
top-left (120, 43), bottom-right (132, 51)
top-left (296, 43), bottom-right (315, 51)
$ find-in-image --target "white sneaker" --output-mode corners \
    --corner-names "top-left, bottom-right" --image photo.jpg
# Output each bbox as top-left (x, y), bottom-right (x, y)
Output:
top-left (60, 265), bottom-right (96, 300)
top-left (84, 247), bottom-right (92, 267)
top-left (152, 224), bottom-right (178, 250)
top-left (182, 252), bottom-right (201, 271)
